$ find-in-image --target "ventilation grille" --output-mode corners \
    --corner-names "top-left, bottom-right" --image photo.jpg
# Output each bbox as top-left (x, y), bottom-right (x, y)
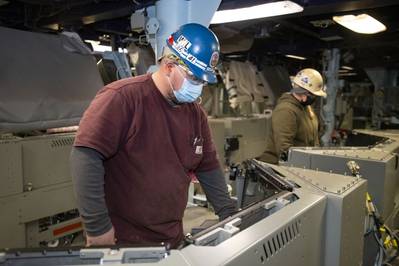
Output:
top-left (51, 137), bottom-right (74, 148)
top-left (258, 219), bottom-right (301, 264)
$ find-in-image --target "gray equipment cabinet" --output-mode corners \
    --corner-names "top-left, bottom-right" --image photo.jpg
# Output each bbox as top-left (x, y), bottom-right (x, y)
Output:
top-left (288, 147), bottom-right (398, 223)
top-left (0, 28), bottom-right (104, 249)
top-left (286, 130), bottom-right (399, 266)
top-left (0, 133), bottom-right (79, 249)
top-left (208, 115), bottom-right (270, 165)
top-left (0, 162), bottom-right (367, 266)
top-left (287, 130), bottom-right (399, 226)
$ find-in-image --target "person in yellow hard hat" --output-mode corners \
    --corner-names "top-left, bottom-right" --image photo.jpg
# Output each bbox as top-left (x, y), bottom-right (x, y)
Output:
top-left (259, 68), bottom-right (326, 164)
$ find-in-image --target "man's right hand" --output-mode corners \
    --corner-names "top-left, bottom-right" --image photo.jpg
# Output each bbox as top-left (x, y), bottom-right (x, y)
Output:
top-left (86, 227), bottom-right (116, 247)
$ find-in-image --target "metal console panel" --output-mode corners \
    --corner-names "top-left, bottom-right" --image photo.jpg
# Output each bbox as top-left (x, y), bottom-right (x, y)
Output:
top-left (0, 133), bottom-right (79, 249)
top-left (208, 115), bottom-right (270, 164)
top-left (0, 191), bottom-right (327, 266)
top-left (286, 131), bottom-right (397, 266)
top-left (0, 163), bottom-right (367, 266)
top-left (0, 182), bottom-right (77, 248)
top-left (21, 134), bottom-right (75, 190)
top-left (0, 138), bottom-right (23, 197)
top-left (181, 191), bottom-right (325, 266)
top-left (274, 165), bottom-right (367, 266)
top-left (287, 147), bottom-right (398, 223)
top-left (353, 129), bottom-right (399, 153)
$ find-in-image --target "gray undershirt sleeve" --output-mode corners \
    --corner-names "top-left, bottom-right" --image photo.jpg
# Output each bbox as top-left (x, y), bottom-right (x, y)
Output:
top-left (195, 168), bottom-right (238, 220)
top-left (70, 146), bottom-right (112, 236)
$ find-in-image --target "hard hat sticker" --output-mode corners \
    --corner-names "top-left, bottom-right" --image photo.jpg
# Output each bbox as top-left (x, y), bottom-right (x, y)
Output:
top-left (187, 54), bottom-right (197, 64)
top-left (210, 51), bottom-right (219, 68)
top-left (176, 35), bottom-right (192, 50)
top-left (301, 76), bottom-right (309, 84)
top-left (168, 35), bottom-right (174, 45)
top-left (171, 39), bottom-right (207, 71)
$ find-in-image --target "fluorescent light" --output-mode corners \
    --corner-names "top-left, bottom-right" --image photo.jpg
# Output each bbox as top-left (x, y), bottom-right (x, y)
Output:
top-left (333, 14), bottom-right (386, 34)
top-left (85, 40), bottom-right (112, 52)
top-left (285, 54), bottom-right (307, 60)
top-left (118, 47), bottom-right (128, 53)
top-left (211, 1), bottom-right (303, 24)
top-left (341, 66), bottom-right (354, 70)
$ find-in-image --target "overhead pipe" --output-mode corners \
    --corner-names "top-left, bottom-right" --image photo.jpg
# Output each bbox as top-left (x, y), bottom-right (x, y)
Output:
top-left (147, 0), bottom-right (221, 60)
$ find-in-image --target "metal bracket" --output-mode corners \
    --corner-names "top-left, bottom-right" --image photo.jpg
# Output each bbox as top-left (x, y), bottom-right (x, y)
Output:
top-left (80, 247), bottom-right (167, 264)
top-left (194, 217), bottom-right (242, 246)
top-left (264, 198), bottom-right (291, 215)
top-left (346, 160), bottom-right (360, 176)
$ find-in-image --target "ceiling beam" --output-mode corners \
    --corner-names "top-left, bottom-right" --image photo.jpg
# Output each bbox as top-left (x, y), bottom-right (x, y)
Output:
top-left (301, 0), bottom-right (399, 16)
top-left (38, 1), bottom-right (155, 28)
top-left (275, 19), bottom-right (323, 41)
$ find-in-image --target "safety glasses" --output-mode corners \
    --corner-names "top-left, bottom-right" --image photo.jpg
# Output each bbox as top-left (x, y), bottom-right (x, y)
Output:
top-left (176, 65), bottom-right (207, 86)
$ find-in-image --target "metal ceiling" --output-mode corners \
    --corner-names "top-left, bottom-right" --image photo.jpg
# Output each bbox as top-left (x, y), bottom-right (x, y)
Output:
top-left (1, 0), bottom-right (399, 73)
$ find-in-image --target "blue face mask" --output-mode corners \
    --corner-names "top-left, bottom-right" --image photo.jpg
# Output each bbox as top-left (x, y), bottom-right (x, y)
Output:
top-left (168, 67), bottom-right (204, 103)
top-left (173, 78), bottom-right (203, 103)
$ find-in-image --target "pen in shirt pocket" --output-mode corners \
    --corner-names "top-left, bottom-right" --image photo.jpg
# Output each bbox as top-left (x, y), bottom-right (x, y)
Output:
top-left (193, 137), bottom-right (204, 147)
top-left (193, 137), bottom-right (198, 147)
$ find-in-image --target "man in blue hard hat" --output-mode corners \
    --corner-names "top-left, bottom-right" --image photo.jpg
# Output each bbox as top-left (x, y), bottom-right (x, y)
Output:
top-left (70, 23), bottom-right (236, 248)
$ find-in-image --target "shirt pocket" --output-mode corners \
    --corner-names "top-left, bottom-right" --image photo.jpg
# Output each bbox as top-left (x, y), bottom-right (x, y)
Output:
top-left (188, 136), bottom-right (204, 170)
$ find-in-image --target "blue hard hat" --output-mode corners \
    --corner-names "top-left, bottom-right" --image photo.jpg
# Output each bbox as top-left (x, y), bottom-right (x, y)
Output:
top-left (166, 23), bottom-right (220, 84)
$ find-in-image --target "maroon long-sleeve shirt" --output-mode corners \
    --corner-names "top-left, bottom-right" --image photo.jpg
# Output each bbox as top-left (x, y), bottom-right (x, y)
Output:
top-left (74, 74), bottom-right (220, 247)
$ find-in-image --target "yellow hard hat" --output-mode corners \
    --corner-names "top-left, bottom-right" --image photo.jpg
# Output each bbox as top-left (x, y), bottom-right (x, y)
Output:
top-left (293, 68), bottom-right (326, 97)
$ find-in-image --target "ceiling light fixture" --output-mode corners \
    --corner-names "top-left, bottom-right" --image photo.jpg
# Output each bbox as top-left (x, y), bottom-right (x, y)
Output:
top-left (341, 66), bottom-right (354, 70)
top-left (210, 1), bottom-right (303, 24)
top-left (285, 54), bottom-right (307, 60)
top-left (333, 14), bottom-right (386, 34)
top-left (85, 40), bottom-right (112, 52)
